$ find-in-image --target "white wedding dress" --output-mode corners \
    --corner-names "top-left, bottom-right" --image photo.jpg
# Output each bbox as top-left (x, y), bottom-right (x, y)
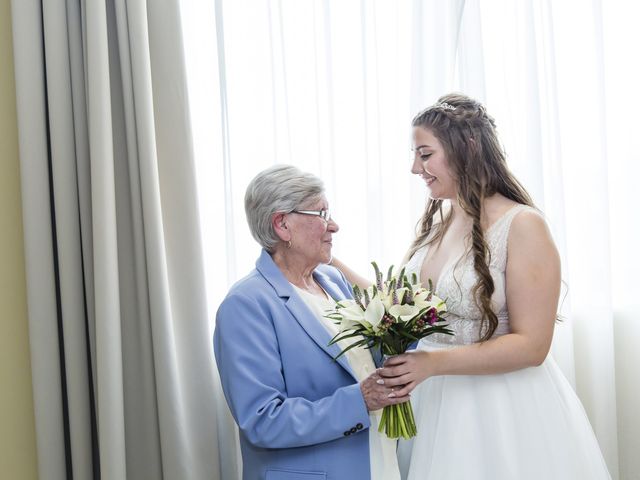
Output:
top-left (399, 205), bottom-right (611, 480)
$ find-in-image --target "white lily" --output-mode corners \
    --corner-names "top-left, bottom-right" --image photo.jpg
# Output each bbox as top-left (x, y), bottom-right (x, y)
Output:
top-left (375, 285), bottom-right (407, 310)
top-left (364, 285), bottom-right (378, 304)
top-left (413, 289), bottom-right (429, 302)
top-left (335, 301), bottom-right (366, 332)
top-left (413, 290), bottom-right (447, 313)
top-left (389, 303), bottom-right (422, 322)
top-left (364, 297), bottom-right (385, 331)
top-left (394, 287), bottom-right (408, 305)
top-left (434, 297), bottom-right (447, 313)
top-left (380, 290), bottom-right (394, 310)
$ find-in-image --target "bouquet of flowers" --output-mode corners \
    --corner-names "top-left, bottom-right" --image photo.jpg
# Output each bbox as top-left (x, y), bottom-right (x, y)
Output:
top-left (326, 262), bottom-right (452, 439)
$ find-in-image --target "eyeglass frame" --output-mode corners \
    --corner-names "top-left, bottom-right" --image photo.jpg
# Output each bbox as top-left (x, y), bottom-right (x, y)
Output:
top-left (291, 209), bottom-right (332, 222)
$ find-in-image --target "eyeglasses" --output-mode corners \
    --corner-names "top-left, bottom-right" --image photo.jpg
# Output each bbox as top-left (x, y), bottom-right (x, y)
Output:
top-left (292, 209), bottom-right (332, 222)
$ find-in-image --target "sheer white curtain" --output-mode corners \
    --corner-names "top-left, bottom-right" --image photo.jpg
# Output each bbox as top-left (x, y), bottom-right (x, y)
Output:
top-left (182, 0), bottom-right (640, 478)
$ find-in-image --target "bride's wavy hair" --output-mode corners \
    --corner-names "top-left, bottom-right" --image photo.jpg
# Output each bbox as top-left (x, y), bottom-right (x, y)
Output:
top-left (408, 93), bottom-right (535, 341)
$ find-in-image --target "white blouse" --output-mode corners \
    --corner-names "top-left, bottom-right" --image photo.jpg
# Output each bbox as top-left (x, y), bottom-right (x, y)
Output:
top-left (293, 285), bottom-right (400, 480)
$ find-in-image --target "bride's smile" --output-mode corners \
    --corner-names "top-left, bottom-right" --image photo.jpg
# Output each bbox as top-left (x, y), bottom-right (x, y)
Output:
top-left (411, 126), bottom-right (457, 200)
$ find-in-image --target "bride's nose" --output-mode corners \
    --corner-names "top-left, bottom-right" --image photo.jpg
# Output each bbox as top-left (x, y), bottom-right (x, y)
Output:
top-left (411, 155), bottom-right (425, 175)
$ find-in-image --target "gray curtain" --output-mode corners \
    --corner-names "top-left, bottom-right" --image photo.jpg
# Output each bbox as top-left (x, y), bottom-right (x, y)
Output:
top-left (11, 0), bottom-right (222, 478)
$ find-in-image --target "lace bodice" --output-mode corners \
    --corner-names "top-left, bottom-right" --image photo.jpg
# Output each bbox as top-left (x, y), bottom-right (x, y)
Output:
top-left (405, 204), bottom-right (532, 345)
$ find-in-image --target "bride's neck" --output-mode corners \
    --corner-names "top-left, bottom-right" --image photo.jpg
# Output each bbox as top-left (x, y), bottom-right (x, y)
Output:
top-left (448, 200), bottom-right (468, 220)
top-left (449, 194), bottom-right (507, 229)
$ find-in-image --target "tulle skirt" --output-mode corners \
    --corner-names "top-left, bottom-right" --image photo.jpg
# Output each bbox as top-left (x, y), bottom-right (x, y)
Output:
top-left (397, 341), bottom-right (611, 480)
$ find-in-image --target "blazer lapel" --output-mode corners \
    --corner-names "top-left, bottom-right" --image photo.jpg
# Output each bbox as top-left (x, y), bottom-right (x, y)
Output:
top-left (284, 294), bottom-right (356, 379)
top-left (313, 270), bottom-right (345, 302)
top-left (256, 250), bottom-right (357, 380)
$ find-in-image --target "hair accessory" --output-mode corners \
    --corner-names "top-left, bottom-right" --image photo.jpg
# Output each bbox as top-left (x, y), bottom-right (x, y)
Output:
top-left (436, 102), bottom-right (456, 111)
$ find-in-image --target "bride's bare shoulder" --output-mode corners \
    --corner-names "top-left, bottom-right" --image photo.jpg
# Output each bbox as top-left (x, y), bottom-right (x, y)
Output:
top-left (483, 194), bottom-right (520, 226)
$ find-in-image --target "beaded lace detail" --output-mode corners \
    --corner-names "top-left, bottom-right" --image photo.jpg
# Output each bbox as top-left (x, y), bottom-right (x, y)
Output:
top-left (405, 205), bottom-right (533, 345)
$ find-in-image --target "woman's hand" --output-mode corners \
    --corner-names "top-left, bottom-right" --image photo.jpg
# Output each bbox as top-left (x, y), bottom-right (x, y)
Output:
top-left (377, 351), bottom-right (433, 398)
top-left (360, 371), bottom-right (410, 411)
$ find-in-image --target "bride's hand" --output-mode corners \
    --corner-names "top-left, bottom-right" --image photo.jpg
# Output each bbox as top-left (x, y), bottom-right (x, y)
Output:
top-left (377, 351), bottom-right (432, 397)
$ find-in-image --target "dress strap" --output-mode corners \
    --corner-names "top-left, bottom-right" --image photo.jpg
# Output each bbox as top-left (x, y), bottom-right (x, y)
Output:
top-left (489, 204), bottom-right (532, 235)
top-left (487, 204), bottom-right (534, 268)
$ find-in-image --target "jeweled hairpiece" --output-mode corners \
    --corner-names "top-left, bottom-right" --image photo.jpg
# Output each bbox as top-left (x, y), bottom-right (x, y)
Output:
top-left (436, 102), bottom-right (456, 110)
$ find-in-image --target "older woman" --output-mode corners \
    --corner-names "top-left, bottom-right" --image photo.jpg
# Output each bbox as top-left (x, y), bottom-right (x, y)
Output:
top-left (214, 165), bottom-right (403, 480)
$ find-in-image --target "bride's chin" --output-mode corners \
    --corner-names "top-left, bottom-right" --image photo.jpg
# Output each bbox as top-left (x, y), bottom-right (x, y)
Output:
top-left (427, 188), bottom-right (451, 201)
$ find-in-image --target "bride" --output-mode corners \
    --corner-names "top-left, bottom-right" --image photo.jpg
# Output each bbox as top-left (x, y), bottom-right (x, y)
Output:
top-left (334, 93), bottom-right (610, 479)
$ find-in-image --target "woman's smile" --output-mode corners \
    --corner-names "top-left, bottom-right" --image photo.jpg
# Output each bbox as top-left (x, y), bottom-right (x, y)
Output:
top-left (421, 173), bottom-right (436, 186)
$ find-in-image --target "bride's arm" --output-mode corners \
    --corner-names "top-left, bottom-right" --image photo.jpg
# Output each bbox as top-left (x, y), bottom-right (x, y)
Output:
top-left (380, 210), bottom-right (561, 396)
top-left (329, 257), bottom-right (373, 290)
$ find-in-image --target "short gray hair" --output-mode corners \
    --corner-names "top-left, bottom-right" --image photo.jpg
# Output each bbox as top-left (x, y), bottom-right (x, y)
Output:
top-left (245, 164), bottom-right (325, 251)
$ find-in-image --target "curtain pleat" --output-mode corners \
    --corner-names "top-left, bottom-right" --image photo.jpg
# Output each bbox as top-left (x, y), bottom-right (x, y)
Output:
top-left (13, 0), bottom-right (223, 478)
top-left (149, 0), bottom-right (222, 474)
top-left (109, 0), bottom-right (166, 475)
top-left (43, 0), bottom-right (96, 477)
top-left (12, 1), bottom-right (68, 478)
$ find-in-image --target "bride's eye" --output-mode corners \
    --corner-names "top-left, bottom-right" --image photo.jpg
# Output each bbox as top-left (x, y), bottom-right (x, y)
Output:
top-left (420, 153), bottom-right (431, 160)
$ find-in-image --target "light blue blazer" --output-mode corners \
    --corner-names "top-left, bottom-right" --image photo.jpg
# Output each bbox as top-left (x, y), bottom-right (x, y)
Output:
top-left (214, 250), bottom-right (372, 480)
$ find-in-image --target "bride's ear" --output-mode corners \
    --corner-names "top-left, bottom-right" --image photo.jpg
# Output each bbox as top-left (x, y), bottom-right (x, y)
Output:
top-left (272, 212), bottom-right (290, 242)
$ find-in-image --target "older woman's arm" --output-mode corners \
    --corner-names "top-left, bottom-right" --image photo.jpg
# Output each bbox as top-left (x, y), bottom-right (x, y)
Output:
top-left (214, 291), bottom-right (403, 449)
top-left (329, 257), bottom-right (372, 290)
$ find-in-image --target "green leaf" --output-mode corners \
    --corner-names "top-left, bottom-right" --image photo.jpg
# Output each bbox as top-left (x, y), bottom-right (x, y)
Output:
top-left (328, 329), bottom-right (368, 345)
top-left (332, 338), bottom-right (370, 360)
top-left (396, 329), bottom-right (420, 341)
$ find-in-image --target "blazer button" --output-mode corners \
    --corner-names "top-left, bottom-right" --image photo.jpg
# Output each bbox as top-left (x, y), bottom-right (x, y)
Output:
top-left (356, 423), bottom-right (363, 430)
top-left (350, 427), bottom-right (357, 434)
top-left (343, 431), bottom-right (351, 437)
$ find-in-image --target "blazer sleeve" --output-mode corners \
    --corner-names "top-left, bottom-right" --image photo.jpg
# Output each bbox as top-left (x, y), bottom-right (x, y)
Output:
top-left (214, 290), bottom-right (371, 449)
